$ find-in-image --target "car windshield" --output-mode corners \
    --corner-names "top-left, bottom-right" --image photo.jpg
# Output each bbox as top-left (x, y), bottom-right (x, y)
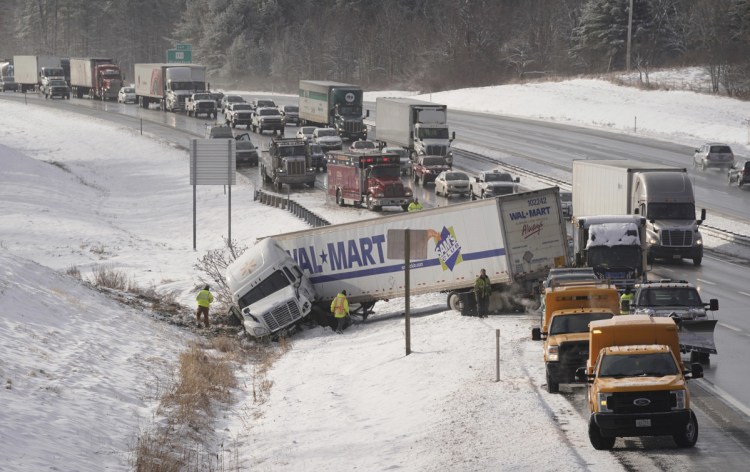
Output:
top-left (636, 287), bottom-right (703, 307)
top-left (232, 104), bottom-right (252, 110)
top-left (445, 172), bottom-right (468, 181)
top-left (301, 127), bottom-right (316, 135)
top-left (227, 96), bottom-right (243, 103)
top-left (485, 173), bottom-right (513, 182)
top-left (123, 87), bottom-right (134, 93)
top-left (257, 100), bottom-right (276, 107)
top-left (309, 144), bottom-right (322, 153)
top-left (354, 141), bottom-right (375, 149)
top-left (384, 148), bottom-right (408, 158)
top-left (710, 145), bottom-right (732, 153)
top-left (236, 134), bottom-right (253, 144)
top-left (560, 192), bottom-right (572, 202)
top-left (260, 108), bottom-right (280, 116)
top-left (647, 202), bottom-right (696, 220)
top-left (423, 157), bottom-right (446, 166)
top-left (317, 129), bottom-right (337, 137)
top-left (285, 106), bottom-right (298, 112)
top-left (598, 353), bottom-right (679, 378)
top-left (549, 312), bottom-right (614, 335)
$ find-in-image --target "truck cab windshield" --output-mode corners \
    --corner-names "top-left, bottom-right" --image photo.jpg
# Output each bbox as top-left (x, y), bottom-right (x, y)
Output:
top-left (549, 312), bottom-right (614, 335)
top-left (588, 246), bottom-right (641, 269)
top-left (417, 128), bottom-right (449, 139)
top-left (647, 202), bottom-right (696, 220)
top-left (637, 287), bottom-right (702, 307)
top-left (338, 105), bottom-right (361, 117)
top-left (368, 166), bottom-right (400, 179)
top-left (598, 353), bottom-right (679, 377)
top-left (278, 145), bottom-right (306, 157)
top-left (485, 173), bottom-right (513, 182)
top-left (238, 270), bottom-right (291, 310)
top-left (170, 81), bottom-right (192, 91)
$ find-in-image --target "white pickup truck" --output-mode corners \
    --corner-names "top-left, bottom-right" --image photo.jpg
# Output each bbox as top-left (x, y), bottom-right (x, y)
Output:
top-left (470, 170), bottom-right (520, 200)
top-left (185, 92), bottom-right (217, 118)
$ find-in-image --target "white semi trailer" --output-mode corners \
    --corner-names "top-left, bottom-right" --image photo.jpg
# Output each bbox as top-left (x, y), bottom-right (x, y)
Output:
top-left (133, 63), bottom-right (207, 112)
top-left (227, 187), bottom-right (570, 337)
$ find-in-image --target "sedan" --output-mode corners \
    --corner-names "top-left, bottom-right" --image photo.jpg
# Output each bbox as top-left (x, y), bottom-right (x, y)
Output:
top-left (235, 133), bottom-right (259, 166)
top-left (694, 142), bottom-right (734, 170)
top-left (382, 146), bottom-right (411, 175)
top-left (296, 126), bottom-right (317, 141)
top-left (117, 86), bottom-right (136, 104)
top-left (728, 159), bottom-right (750, 187)
top-left (434, 171), bottom-right (471, 197)
top-left (349, 140), bottom-right (377, 152)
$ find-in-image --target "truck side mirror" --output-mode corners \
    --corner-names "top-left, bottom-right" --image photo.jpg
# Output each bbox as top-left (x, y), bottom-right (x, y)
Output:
top-left (708, 298), bottom-right (719, 311)
top-left (514, 177), bottom-right (520, 183)
top-left (688, 363), bottom-right (703, 379)
top-left (365, 110), bottom-right (370, 118)
top-left (574, 367), bottom-right (591, 383)
top-left (699, 208), bottom-right (706, 223)
top-left (531, 327), bottom-right (541, 341)
top-left (451, 131), bottom-right (456, 140)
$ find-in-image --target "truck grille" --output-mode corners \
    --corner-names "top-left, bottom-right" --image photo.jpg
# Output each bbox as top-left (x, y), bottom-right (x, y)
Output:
top-left (286, 159), bottom-right (306, 176)
top-left (661, 230), bottom-right (693, 247)
top-left (426, 144), bottom-right (448, 156)
top-left (608, 391), bottom-right (675, 414)
top-left (384, 183), bottom-right (403, 197)
top-left (344, 120), bottom-right (365, 133)
top-left (261, 300), bottom-right (302, 331)
top-left (263, 118), bottom-right (282, 125)
top-left (197, 103), bottom-right (214, 109)
top-left (558, 340), bottom-right (589, 364)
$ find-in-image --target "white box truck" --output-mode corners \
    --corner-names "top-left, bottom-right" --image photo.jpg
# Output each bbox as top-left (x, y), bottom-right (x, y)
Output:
top-left (13, 55), bottom-right (63, 93)
top-left (375, 97), bottom-right (455, 166)
top-left (572, 159), bottom-right (705, 265)
top-left (134, 63), bottom-right (207, 112)
top-left (227, 187), bottom-right (570, 337)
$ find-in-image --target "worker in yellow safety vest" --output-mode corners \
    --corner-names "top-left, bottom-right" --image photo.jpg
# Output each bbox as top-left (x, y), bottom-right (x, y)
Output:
top-left (330, 289), bottom-right (350, 334)
top-left (196, 284), bottom-right (214, 328)
top-left (620, 287), bottom-right (634, 315)
top-left (408, 198), bottom-right (423, 212)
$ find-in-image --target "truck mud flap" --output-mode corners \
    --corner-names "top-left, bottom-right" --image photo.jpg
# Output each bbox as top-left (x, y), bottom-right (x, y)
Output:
top-left (677, 319), bottom-right (718, 354)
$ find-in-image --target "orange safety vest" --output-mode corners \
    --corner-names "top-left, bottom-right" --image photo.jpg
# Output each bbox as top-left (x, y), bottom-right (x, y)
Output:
top-left (331, 293), bottom-right (349, 318)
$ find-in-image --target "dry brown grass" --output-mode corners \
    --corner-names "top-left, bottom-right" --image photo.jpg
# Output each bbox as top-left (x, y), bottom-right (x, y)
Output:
top-left (91, 265), bottom-right (129, 290)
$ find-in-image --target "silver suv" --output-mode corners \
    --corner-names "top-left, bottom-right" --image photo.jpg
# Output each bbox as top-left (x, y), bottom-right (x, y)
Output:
top-left (693, 143), bottom-right (734, 170)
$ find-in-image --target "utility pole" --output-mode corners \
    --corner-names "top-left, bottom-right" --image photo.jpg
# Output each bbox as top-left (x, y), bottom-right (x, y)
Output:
top-left (626, 0), bottom-right (634, 72)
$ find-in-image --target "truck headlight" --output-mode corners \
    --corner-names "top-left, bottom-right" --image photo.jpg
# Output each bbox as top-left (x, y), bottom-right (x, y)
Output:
top-left (597, 393), bottom-right (613, 413)
top-left (253, 326), bottom-right (270, 337)
top-left (404, 189), bottom-right (413, 197)
top-left (375, 192), bottom-right (384, 197)
top-left (648, 234), bottom-right (658, 244)
top-left (547, 345), bottom-right (559, 362)
top-left (671, 389), bottom-right (686, 410)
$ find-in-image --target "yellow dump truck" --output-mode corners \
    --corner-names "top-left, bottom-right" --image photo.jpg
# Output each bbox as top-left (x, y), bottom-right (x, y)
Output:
top-left (533, 282), bottom-right (620, 393)
top-left (576, 315), bottom-right (703, 450)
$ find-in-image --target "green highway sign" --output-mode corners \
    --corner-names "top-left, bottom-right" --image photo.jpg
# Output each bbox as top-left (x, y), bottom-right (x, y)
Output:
top-left (175, 44), bottom-right (192, 51)
top-left (167, 49), bottom-right (192, 63)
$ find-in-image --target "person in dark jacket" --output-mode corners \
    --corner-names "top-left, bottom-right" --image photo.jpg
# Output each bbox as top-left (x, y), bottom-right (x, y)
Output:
top-left (474, 269), bottom-right (491, 318)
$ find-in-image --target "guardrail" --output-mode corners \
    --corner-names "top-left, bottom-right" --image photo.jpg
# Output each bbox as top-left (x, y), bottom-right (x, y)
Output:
top-left (702, 224), bottom-right (750, 248)
top-left (254, 189), bottom-right (331, 227)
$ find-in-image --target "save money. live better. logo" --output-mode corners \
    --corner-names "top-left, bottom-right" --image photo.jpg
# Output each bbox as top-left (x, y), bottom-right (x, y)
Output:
top-left (434, 226), bottom-right (463, 271)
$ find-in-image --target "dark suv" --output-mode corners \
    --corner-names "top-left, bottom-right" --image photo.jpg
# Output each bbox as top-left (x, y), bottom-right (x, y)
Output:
top-left (728, 159), bottom-right (750, 187)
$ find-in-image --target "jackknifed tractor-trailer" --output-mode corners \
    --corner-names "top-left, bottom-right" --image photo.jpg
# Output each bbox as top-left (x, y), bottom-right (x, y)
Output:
top-left (227, 187), bottom-right (571, 337)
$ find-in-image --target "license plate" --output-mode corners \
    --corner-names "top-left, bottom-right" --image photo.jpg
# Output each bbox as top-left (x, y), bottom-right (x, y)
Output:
top-left (636, 419), bottom-right (651, 427)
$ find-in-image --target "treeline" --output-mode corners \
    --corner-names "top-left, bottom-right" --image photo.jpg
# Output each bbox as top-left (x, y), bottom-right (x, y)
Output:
top-left (2, 0), bottom-right (750, 95)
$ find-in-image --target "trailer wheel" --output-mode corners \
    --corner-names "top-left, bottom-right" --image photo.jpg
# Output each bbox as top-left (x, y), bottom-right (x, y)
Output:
top-left (447, 292), bottom-right (462, 312)
top-left (673, 411), bottom-right (698, 448)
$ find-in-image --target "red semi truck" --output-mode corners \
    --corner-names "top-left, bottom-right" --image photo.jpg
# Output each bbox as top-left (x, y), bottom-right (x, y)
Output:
top-left (70, 57), bottom-right (123, 100)
top-left (326, 150), bottom-right (414, 212)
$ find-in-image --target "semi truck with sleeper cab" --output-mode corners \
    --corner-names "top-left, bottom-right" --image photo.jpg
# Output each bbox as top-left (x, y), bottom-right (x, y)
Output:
top-left (134, 63), bottom-right (207, 112)
top-left (227, 188), bottom-right (571, 337)
top-left (13, 55), bottom-right (64, 93)
top-left (577, 315), bottom-right (703, 450)
top-left (572, 215), bottom-right (647, 291)
top-left (375, 97), bottom-right (455, 166)
top-left (327, 150), bottom-right (414, 212)
top-left (69, 57), bottom-right (124, 100)
top-left (572, 159), bottom-right (705, 265)
top-left (298, 80), bottom-right (368, 140)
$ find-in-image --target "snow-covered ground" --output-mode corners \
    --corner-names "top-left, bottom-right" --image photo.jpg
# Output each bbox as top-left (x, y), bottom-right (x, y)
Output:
top-left (2, 72), bottom-right (749, 470)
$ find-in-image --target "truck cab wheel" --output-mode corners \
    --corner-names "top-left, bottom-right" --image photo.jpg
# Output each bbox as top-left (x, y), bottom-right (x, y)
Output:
top-left (336, 189), bottom-right (345, 207)
top-left (545, 369), bottom-right (559, 394)
top-left (588, 416), bottom-right (615, 450)
top-left (692, 255), bottom-right (702, 266)
top-left (673, 411), bottom-right (698, 448)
